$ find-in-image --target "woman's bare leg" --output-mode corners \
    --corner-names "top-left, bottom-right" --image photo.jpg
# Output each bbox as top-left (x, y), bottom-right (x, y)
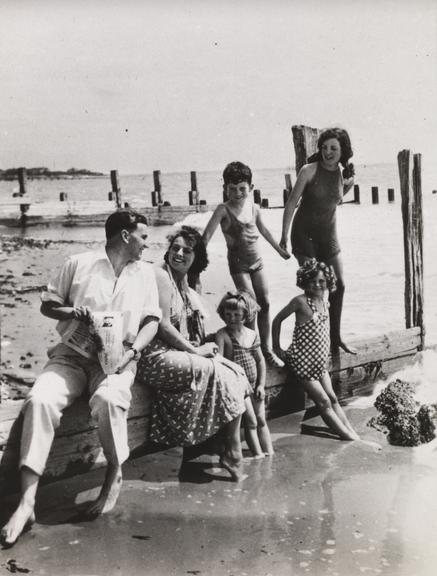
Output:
top-left (326, 254), bottom-right (356, 354)
top-left (221, 415), bottom-right (246, 481)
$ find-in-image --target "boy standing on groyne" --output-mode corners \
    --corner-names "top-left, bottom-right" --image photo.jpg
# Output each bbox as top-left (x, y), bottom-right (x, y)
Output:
top-left (203, 161), bottom-right (290, 365)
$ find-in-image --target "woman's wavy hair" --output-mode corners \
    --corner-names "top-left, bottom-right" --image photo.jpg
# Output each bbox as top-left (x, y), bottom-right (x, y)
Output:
top-left (307, 127), bottom-right (353, 171)
top-left (217, 290), bottom-right (259, 323)
top-left (296, 258), bottom-right (337, 293)
top-left (164, 225), bottom-right (209, 276)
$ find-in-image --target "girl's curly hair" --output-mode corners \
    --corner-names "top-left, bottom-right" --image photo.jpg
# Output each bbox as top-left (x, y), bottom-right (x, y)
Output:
top-left (296, 258), bottom-right (337, 292)
top-left (217, 290), bottom-right (260, 323)
top-left (164, 225), bottom-right (209, 276)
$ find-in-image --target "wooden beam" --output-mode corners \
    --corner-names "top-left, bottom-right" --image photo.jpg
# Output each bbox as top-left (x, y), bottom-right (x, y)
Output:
top-left (397, 150), bottom-right (425, 348)
top-left (291, 125), bottom-right (321, 173)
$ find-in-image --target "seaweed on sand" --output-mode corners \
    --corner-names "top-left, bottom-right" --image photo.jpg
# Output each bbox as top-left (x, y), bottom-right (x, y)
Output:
top-left (368, 378), bottom-right (437, 446)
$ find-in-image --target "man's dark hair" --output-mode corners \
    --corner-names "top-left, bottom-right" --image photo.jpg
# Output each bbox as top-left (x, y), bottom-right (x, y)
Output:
top-left (222, 161), bottom-right (252, 185)
top-left (105, 209), bottom-right (148, 240)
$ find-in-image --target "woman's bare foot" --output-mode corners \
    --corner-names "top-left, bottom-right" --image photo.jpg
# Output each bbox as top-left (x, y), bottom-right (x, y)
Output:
top-left (85, 464), bottom-right (122, 518)
top-left (220, 455), bottom-right (247, 482)
top-left (0, 501), bottom-right (35, 548)
top-left (331, 340), bottom-right (357, 355)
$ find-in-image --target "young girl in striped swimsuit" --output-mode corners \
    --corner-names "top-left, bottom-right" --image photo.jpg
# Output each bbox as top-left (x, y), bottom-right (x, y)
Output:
top-left (272, 259), bottom-right (359, 441)
top-left (216, 291), bottom-right (274, 457)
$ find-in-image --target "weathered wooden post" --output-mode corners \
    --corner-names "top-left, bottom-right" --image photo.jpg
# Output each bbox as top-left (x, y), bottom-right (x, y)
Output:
top-left (152, 170), bottom-right (162, 206)
top-left (398, 150), bottom-right (425, 349)
top-left (353, 184), bottom-right (360, 204)
top-left (371, 186), bottom-right (379, 204)
top-left (110, 170), bottom-right (122, 208)
top-left (253, 189), bottom-right (261, 205)
top-left (283, 173), bottom-right (293, 205)
top-left (261, 198), bottom-right (269, 208)
top-left (387, 188), bottom-right (395, 203)
top-left (188, 171), bottom-right (199, 205)
top-left (59, 192), bottom-right (68, 202)
top-left (18, 167), bottom-right (27, 196)
top-left (291, 125), bottom-right (321, 173)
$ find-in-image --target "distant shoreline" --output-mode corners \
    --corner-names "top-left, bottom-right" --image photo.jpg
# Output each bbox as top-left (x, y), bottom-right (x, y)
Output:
top-left (0, 167), bottom-right (105, 181)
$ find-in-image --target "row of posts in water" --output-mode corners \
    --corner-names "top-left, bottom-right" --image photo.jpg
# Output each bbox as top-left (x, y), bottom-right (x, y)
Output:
top-left (101, 169), bottom-right (400, 208)
top-left (12, 166), bottom-right (403, 210)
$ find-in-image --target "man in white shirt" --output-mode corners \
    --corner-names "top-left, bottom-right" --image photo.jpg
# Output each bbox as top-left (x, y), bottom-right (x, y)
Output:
top-left (1, 209), bottom-right (161, 547)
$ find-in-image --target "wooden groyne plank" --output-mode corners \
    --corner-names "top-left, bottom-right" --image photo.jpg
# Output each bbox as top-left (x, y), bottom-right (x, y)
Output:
top-left (0, 203), bottom-right (217, 228)
top-left (0, 328), bottom-right (421, 495)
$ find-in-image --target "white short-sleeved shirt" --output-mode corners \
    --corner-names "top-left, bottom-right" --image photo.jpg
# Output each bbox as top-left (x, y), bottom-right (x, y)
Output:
top-left (41, 250), bottom-right (161, 358)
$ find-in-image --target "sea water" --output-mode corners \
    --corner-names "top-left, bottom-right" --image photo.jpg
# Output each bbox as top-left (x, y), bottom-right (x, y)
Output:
top-left (1, 164), bottom-right (436, 346)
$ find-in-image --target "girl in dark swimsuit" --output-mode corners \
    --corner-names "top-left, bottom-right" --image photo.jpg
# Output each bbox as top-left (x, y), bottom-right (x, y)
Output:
top-left (280, 127), bottom-right (356, 354)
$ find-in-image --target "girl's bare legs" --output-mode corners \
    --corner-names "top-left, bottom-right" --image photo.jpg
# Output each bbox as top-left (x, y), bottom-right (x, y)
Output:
top-left (253, 398), bottom-right (274, 455)
top-left (325, 254), bottom-right (356, 354)
top-left (231, 269), bottom-right (281, 366)
top-left (319, 371), bottom-right (359, 438)
top-left (220, 414), bottom-right (246, 481)
top-left (303, 378), bottom-right (359, 441)
top-left (243, 397), bottom-right (264, 458)
top-left (1, 466), bottom-right (38, 546)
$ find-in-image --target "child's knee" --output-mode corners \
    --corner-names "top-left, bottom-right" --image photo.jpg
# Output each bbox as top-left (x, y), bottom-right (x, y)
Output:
top-left (244, 413), bottom-right (258, 430)
top-left (315, 396), bottom-right (331, 413)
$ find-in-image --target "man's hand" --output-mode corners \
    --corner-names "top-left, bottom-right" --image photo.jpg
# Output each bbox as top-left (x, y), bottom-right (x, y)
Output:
top-left (72, 306), bottom-right (93, 324)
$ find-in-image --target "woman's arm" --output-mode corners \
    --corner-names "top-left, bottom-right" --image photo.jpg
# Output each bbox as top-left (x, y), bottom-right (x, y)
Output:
top-left (272, 298), bottom-right (299, 358)
top-left (279, 164), bottom-right (313, 250)
top-left (255, 207), bottom-right (290, 259)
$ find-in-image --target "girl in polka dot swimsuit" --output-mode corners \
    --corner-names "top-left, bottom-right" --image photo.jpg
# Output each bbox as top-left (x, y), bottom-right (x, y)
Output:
top-left (272, 259), bottom-right (359, 441)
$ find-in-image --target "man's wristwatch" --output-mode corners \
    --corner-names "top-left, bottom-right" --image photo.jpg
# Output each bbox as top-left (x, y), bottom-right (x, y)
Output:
top-left (129, 346), bottom-right (140, 361)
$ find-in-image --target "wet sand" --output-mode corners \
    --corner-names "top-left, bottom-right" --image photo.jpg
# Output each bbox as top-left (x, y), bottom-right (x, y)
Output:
top-left (1, 406), bottom-right (437, 576)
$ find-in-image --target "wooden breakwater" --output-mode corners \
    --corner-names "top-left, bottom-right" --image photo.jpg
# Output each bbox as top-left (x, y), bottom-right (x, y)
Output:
top-left (0, 125), bottom-right (425, 494)
top-left (0, 152), bottom-right (421, 229)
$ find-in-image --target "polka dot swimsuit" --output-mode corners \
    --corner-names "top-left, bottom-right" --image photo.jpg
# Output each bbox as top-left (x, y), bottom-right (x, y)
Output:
top-left (285, 296), bottom-right (330, 380)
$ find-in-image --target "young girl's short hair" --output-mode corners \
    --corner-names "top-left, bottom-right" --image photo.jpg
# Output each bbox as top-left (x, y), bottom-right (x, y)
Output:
top-left (217, 290), bottom-right (260, 323)
top-left (296, 259), bottom-right (337, 292)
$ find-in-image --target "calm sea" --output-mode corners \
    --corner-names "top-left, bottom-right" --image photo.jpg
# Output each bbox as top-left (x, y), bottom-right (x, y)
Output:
top-left (1, 163), bottom-right (436, 207)
top-left (1, 164), bottom-right (437, 347)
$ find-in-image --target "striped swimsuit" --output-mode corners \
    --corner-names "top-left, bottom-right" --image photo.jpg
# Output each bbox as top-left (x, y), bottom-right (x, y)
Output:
top-left (285, 297), bottom-right (330, 380)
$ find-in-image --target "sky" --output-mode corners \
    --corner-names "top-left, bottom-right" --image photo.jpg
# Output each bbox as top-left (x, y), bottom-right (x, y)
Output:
top-left (0, 0), bottom-right (436, 173)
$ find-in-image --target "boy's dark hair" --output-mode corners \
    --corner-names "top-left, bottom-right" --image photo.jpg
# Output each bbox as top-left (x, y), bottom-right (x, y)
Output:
top-left (223, 161), bottom-right (252, 185)
top-left (296, 258), bottom-right (337, 293)
top-left (105, 209), bottom-right (148, 240)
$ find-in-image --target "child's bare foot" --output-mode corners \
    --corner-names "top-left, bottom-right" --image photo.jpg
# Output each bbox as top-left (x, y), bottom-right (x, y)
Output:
top-left (264, 450), bottom-right (275, 456)
top-left (0, 502), bottom-right (35, 548)
top-left (84, 464), bottom-right (122, 518)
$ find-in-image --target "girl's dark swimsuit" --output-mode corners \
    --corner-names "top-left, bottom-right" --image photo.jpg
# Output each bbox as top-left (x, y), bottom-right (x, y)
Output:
top-left (291, 162), bottom-right (343, 261)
